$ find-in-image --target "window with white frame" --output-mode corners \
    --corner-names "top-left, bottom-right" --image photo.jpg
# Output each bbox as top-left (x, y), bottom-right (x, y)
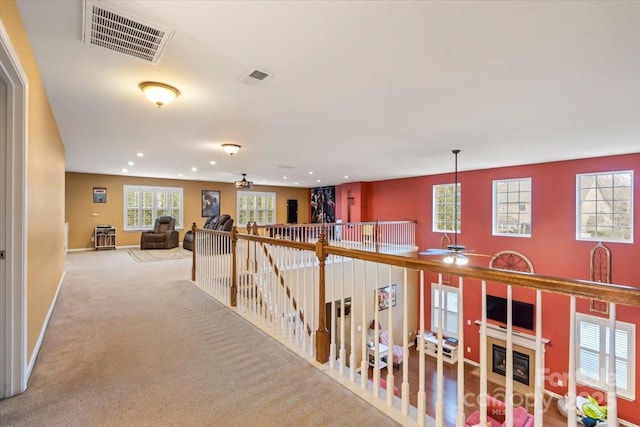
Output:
top-left (493, 178), bottom-right (532, 237)
top-left (576, 312), bottom-right (635, 399)
top-left (237, 191), bottom-right (276, 225)
top-left (433, 183), bottom-right (460, 233)
top-left (577, 171), bottom-right (633, 242)
top-left (431, 283), bottom-right (459, 338)
top-left (123, 185), bottom-right (183, 231)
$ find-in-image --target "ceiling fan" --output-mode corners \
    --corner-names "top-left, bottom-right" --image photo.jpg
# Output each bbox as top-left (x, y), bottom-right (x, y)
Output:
top-left (234, 173), bottom-right (254, 189)
top-left (419, 149), bottom-right (476, 266)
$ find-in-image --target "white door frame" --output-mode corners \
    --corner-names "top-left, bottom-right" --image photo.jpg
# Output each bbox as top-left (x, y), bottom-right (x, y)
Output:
top-left (0, 19), bottom-right (28, 399)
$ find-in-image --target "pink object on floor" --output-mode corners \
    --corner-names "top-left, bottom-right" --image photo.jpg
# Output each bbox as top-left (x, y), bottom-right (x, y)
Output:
top-left (378, 378), bottom-right (400, 397)
top-left (465, 395), bottom-right (534, 427)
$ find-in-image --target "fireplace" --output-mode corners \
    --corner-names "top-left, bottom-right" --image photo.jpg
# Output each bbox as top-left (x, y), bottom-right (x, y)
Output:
top-left (492, 344), bottom-right (530, 386)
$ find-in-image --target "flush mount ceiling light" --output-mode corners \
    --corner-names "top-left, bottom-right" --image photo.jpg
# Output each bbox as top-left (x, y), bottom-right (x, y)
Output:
top-left (139, 81), bottom-right (180, 108)
top-left (222, 143), bottom-right (241, 156)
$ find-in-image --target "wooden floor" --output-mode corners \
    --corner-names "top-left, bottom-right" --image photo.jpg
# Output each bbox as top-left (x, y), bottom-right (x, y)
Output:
top-left (370, 345), bottom-right (569, 426)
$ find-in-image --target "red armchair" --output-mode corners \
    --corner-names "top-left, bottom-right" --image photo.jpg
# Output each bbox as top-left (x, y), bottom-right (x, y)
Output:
top-left (465, 395), bottom-right (533, 427)
top-left (379, 330), bottom-right (403, 370)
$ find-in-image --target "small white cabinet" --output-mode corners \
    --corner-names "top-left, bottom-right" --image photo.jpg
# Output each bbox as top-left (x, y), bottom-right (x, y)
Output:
top-left (95, 226), bottom-right (116, 250)
top-left (367, 343), bottom-right (389, 369)
top-left (424, 333), bottom-right (458, 364)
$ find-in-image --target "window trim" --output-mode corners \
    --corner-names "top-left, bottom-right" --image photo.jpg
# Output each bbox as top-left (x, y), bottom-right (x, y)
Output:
top-left (123, 185), bottom-right (184, 231)
top-left (432, 183), bottom-right (461, 233)
top-left (492, 177), bottom-right (532, 238)
top-left (576, 312), bottom-right (635, 400)
top-left (431, 283), bottom-right (459, 338)
top-left (576, 170), bottom-right (634, 243)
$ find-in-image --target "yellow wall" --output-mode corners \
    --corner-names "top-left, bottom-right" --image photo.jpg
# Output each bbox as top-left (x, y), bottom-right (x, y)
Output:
top-left (0, 1), bottom-right (66, 358)
top-left (66, 172), bottom-right (310, 249)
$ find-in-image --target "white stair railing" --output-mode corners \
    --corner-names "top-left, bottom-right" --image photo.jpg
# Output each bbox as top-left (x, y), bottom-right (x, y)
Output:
top-left (190, 227), bottom-right (639, 427)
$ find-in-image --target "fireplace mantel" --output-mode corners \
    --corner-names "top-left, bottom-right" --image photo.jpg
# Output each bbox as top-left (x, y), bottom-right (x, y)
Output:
top-left (474, 320), bottom-right (549, 350)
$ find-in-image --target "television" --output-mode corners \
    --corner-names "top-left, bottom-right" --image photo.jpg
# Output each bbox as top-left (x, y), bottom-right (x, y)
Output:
top-left (486, 294), bottom-right (534, 331)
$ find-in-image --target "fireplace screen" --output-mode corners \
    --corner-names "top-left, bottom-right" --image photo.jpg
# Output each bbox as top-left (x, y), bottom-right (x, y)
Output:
top-left (492, 344), bottom-right (530, 386)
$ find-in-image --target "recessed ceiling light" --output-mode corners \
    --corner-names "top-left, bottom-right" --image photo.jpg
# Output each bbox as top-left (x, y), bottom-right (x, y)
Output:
top-left (128, 161), bottom-right (134, 166)
top-left (316, 179), bottom-right (321, 183)
top-left (283, 176), bottom-right (287, 180)
top-left (209, 161), bottom-right (216, 165)
top-left (294, 182), bottom-right (299, 185)
top-left (191, 167), bottom-right (197, 172)
top-left (122, 168), bottom-right (128, 173)
top-left (308, 171), bottom-right (314, 175)
top-left (136, 152), bottom-right (144, 157)
top-left (178, 173), bottom-right (183, 177)
top-left (344, 175), bottom-right (349, 179)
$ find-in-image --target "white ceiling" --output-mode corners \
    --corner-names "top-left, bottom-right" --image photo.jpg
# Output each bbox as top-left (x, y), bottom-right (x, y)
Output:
top-left (15, 0), bottom-right (640, 188)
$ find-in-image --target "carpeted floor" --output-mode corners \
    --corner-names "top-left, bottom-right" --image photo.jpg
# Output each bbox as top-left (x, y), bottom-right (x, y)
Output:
top-left (0, 249), bottom-right (399, 427)
top-left (127, 246), bottom-right (192, 263)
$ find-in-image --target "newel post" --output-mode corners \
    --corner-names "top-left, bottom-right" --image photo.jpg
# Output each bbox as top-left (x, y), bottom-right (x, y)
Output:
top-left (315, 233), bottom-right (330, 363)
top-left (230, 226), bottom-right (238, 307)
top-left (191, 222), bottom-right (197, 281)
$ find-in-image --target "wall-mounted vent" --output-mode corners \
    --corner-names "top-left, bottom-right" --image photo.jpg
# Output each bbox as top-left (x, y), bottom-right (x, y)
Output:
top-left (238, 68), bottom-right (272, 87)
top-left (83, 1), bottom-right (174, 64)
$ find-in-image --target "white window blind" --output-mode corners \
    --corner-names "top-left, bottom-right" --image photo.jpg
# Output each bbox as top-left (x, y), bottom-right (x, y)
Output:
top-left (576, 313), bottom-right (635, 399)
top-left (124, 185), bottom-right (183, 231)
top-left (237, 191), bottom-right (276, 226)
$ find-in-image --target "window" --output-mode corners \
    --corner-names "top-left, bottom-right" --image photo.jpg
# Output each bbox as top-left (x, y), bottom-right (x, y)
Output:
top-left (493, 178), bottom-right (532, 237)
top-left (237, 191), bottom-right (276, 225)
top-left (124, 185), bottom-right (183, 231)
top-left (433, 183), bottom-right (460, 233)
top-left (576, 313), bottom-right (635, 399)
top-left (577, 171), bottom-right (633, 242)
top-left (431, 283), bottom-right (459, 338)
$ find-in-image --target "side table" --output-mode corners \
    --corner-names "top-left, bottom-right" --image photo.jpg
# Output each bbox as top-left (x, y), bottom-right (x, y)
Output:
top-left (367, 343), bottom-right (389, 369)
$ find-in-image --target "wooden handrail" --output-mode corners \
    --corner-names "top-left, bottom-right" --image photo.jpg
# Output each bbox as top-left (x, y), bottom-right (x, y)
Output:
top-left (250, 232), bottom-right (639, 307)
top-left (193, 228), bottom-right (640, 309)
top-left (323, 246), bottom-right (640, 307)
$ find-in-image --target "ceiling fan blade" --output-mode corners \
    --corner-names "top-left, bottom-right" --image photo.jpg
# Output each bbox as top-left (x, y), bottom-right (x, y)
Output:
top-left (466, 252), bottom-right (494, 258)
top-left (419, 248), bottom-right (452, 256)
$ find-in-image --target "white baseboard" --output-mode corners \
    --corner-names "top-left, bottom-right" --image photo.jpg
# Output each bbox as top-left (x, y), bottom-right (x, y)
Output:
top-left (26, 271), bottom-right (65, 379)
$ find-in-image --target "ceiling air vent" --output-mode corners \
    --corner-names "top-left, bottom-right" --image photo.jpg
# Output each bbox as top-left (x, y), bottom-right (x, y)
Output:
top-left (83, 1), bottom-right (174, 64)
top-left (238, 69), bottom-right (272, 87)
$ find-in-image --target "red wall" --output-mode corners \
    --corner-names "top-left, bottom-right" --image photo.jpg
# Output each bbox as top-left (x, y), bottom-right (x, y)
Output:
top-left (346, 152), bottom-right (640, 422)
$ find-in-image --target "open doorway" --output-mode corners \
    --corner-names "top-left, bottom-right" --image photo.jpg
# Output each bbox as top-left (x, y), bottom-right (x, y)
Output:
top-left (0, 21), bottom-right (28, 399)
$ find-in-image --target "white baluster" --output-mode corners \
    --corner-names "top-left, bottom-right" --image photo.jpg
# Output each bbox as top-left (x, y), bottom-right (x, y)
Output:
top-left (567, 296), bottom-right (577, 426)
top-left (456, 276), bottom-right (465, 426)
top-left (607, 303), bottom-right (618, 425)
top-left (417, 270), bottom-right (426, 426)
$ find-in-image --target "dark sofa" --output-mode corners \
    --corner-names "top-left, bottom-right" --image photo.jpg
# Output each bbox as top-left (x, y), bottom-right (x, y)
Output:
top-left (183, 214), bottom-right (234, 251)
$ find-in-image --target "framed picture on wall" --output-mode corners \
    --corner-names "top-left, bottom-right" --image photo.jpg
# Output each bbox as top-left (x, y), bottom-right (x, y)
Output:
top-left (93, 187), bottom-right (107, 203)
top-left (201, 190), bottom-right (221, 217)
top-left (377, 284), bottom-right (397, 311)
